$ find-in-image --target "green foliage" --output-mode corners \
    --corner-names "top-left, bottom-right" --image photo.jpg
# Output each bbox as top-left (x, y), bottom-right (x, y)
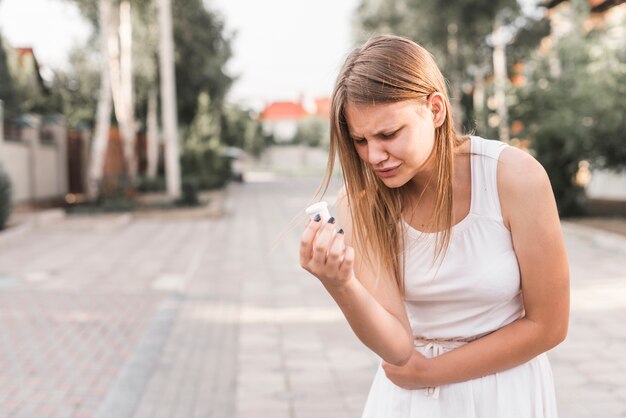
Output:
top-left (0, 164), bottom-right (12, 230)
top-left (178, 177), bottom-right (200, 206)
top-left (136, 175), bottom-right (166, 193)
top-left (180, 92), bottom-right (231, 189)
top-left (95, 174), bottom-right (136, 211)
top-left (67, 0), bottom-right (233, 132)
top-left (173, 0), bottom-right (233, 126)
top-left (0, 33), bottom-right (62, 118)
top-left (292, 117), bottom-right (330, 148)
top-left (51, 47), bottom-right (100, 128)
top-left (355, 0), bottom-right (519, 76)
top-left (511, 12), bottom-right (626, 216)
top-left (220, 105), bottom-right (274, 157)
top-left (0, 34), bottom-right (19, 120)
top-left (180, 146), bottom-right (231, 190)
top-left (354, 0), bottom-right (520, 130)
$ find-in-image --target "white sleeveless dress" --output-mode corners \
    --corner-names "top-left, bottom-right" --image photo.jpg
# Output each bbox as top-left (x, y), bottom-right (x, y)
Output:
top-left (361, 136), bottom-right (558, 418)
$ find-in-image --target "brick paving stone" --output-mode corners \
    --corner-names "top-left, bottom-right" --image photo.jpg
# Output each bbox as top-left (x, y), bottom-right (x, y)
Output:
top-left (1, 177), bottom-right (625, 418)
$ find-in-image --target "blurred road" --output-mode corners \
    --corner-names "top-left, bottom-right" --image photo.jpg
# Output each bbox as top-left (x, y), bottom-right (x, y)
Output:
top-left (0, 176), bottom-right (625, 418)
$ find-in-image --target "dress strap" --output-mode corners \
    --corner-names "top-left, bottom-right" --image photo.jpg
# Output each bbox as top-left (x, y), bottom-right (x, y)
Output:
top-left (470, 136), bottom-right (508, 219)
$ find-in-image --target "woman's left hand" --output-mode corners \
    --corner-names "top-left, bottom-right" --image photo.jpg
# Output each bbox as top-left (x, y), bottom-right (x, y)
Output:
top-left (381, 351), bottom-right (432, 390)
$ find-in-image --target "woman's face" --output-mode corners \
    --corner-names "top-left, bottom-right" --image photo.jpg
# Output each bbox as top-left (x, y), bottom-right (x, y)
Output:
top-left (344, 98), bottom-right (441, 188)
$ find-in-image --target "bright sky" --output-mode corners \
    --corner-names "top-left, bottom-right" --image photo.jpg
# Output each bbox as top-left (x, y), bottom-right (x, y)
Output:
top-left (0, 0), bottom-right (360, 109)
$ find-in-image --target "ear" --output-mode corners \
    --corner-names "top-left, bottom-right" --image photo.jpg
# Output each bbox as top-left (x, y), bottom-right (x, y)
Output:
top-left (428, 93), bottom-right (446, 128)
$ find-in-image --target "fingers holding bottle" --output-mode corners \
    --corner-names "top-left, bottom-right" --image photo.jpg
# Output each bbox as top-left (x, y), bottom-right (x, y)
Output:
top-left (300, 213), bottom-right (324, 267)
top-left (300, 216), bottom-right (354, 288)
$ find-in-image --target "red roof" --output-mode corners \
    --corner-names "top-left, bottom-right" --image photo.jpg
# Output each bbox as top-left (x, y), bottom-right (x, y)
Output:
top-left (17, 48), bottom-right (35, 67)
top-left (259, 101), bottom-right (308, 121)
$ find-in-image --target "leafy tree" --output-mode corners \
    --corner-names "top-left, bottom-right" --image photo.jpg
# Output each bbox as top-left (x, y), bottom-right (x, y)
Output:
top-left (0, 34), bottom-right (20, 119)
top-left (292, 117), bottom-right (330, 148)
top-left (354, 0), bottom-right (520, 130)
top-left (511, 4), bottom-right (626, 216)
top-left (172, 0), bottom-right (233, 126)
top-left (180, 91), bottom-right (230, 189)
top-left (68, 0), bottom-right (233, 128)
top-left (220, 105), bottom-right (272, 157)
top-left (54, 47), bottom-right (101, 128)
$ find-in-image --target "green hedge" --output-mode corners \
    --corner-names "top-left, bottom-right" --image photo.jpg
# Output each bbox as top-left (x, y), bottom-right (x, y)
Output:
top-left (0, 164), bottom-right (12, 230)
top-left (180, 146), bottom-right (231, 190)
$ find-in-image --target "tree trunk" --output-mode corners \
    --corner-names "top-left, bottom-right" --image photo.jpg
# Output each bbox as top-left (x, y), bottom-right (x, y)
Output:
top-left (473, 64), bottom-right (487, 134)
top-left (447, 22), bottom-right (464, 133)
top-left (146, 87), bottom-right (159, 178)
top-left (158, 0), bottom-right (181, 198)
top-left (492, 13), bottom-right (510, 143)
top-left (87, 0), bottom-right (113, 201)
top-left (107, 0), bottom-right (136, 182)
top-left (119, 0), bottom-right (136, 180)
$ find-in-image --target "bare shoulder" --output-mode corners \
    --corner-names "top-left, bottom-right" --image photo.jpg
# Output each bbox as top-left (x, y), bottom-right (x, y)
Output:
top-left (496, 146), bottom-right (555, 230)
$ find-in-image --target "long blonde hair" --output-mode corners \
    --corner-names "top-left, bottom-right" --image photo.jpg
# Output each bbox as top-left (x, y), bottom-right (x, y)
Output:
top-left (318, 35), bottom-right (465, 293)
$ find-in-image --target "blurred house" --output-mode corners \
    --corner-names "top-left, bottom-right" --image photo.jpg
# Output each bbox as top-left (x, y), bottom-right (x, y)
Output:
top-left (259, 101), bottom-right (308, 143)
top-left (0, 110), bottom-right (68, 205)
top-left (0, 45), bottom-right (68, 205)
top-left (8, 47), bottom-right (46, 94)
top-left (3, 46), bottom-right (50, 114)
top-left (259, 97), bottom-right (330, 143)
top-left (313, 97), bottom-right (331, 119)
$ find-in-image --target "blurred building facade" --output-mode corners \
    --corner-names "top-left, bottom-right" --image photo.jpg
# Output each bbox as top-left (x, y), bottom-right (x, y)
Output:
top-left (259, 97), bottom-right (330, 143)
top-left (0, 110), bottom-right (68, 204)
top-left (0, 42), bottom-right (70, 205)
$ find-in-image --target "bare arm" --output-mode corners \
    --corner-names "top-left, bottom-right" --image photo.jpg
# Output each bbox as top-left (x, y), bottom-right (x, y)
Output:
top-left (300, 190), bottom-right (414, 366)
top-left (382, 147), bottom-right (570, 387)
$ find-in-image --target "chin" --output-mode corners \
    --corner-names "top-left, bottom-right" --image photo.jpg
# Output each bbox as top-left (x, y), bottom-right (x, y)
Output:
top-left (380, 176), bottom-right (410, 189)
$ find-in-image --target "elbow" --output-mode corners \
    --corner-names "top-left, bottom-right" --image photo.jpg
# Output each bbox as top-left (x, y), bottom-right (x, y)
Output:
top-left (555, 321), bottom-right (569, 346)
top-left (545, 320), bottom-right (569, 350)
top-left (384, 342), bottom-right (414, 367)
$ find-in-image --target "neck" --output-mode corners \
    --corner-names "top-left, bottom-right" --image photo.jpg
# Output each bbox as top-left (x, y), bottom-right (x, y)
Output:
top-left (407, 148), bottom-right (439, 195)
top-left (405, 137), bottom-right (468, 198)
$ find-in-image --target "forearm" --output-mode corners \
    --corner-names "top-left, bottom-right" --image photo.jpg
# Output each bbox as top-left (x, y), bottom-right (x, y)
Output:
top-left (324, 277), bottom-right (414, 366)
top-left (428, 316), bottom-right (566, 387)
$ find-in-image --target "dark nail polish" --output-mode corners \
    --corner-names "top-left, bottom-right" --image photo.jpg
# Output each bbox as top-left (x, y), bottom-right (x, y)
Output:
top-left (328, 217), bottom-right (336, 224)
top-left (338, 228), bottom-right (344, 234)
top-left (313, 214), bottom-right (321, 222)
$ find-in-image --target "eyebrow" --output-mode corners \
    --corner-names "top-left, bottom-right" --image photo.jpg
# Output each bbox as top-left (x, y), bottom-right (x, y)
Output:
top-left (350, 125), bottom-right (403, 140)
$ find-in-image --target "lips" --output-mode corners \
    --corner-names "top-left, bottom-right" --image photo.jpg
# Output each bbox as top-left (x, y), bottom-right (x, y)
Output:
top-left (374, 165), bottom-right (401, 178)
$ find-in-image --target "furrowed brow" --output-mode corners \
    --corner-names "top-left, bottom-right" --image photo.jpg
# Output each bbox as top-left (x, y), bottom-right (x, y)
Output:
top-left (373, 125), bottom-right (402, 136)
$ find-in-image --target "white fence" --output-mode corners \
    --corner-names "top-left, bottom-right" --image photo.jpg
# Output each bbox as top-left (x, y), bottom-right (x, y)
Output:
top-left (0, 103), bottom-right (68, 204)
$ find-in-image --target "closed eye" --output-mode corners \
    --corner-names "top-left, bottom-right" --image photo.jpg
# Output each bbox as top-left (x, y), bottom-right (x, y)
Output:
top-left (381, 129), bottom-right (400, 139)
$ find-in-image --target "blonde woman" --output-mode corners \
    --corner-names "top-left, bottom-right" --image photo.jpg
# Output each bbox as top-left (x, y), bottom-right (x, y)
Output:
top-left (300, 35), bottom-right (569, 417)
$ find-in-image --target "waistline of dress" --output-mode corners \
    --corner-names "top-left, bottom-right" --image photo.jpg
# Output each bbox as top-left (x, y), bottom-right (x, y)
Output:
top-left (412, 333), bottom-right (490, 400)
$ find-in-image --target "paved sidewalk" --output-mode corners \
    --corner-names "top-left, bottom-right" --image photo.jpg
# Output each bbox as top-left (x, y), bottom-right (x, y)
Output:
top-left (0, 177), bottom-right (625, 418)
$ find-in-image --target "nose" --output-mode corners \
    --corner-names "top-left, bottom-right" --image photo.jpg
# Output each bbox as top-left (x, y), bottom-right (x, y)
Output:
top-left (367, 141), bottom-right (389, 166)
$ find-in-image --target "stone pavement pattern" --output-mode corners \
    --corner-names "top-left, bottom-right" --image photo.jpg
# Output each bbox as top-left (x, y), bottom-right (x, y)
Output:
top-left (0, 177), bottom-right (625, 418)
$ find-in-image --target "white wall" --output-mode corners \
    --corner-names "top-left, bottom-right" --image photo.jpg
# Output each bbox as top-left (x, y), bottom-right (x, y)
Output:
top-left (0, 141), bottom-right (31, 202)
top-left (0, 113), bottom-right (68, 204)
top-left (262, 119), bottom-right (298, 143)
top-left (586, 169), bottom-right (626, 200)
top-left (36, 144), bottom-right (61, 200)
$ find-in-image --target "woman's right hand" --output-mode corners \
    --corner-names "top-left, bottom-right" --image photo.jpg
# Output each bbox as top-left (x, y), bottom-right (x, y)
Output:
top-left (299, 216), bottom-right (356, 290)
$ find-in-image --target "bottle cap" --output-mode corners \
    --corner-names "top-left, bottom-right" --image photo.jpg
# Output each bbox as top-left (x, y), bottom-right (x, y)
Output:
top-left (305, 201), bottom-right (331, 222)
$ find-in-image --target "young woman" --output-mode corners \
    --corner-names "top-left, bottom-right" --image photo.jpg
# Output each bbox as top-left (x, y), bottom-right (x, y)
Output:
top-left (299, 35), bottom-right (569, 417)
